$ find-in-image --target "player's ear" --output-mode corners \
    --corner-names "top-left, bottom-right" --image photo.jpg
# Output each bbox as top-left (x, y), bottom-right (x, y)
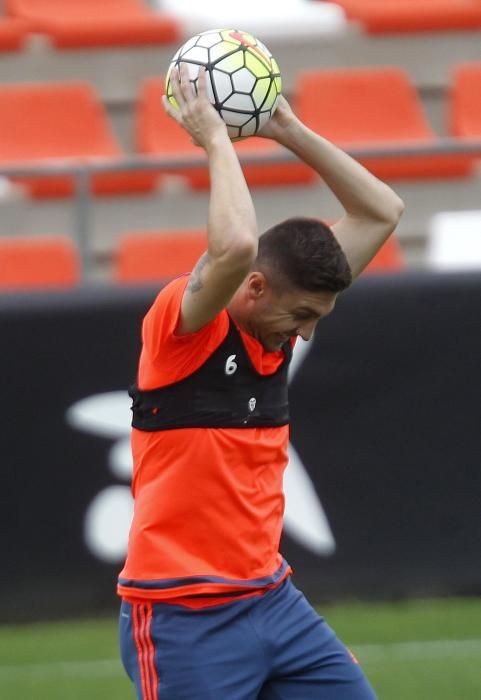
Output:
top-left (246, 271), bottom-right (268, 300)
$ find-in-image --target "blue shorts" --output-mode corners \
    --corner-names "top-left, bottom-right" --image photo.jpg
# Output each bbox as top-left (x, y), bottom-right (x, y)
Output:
top-left (119, 578), bottom-right (377, 700)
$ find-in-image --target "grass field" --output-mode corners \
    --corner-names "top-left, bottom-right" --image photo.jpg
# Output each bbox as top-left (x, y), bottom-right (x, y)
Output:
top-left (1, 597), bottom-right (480, 699)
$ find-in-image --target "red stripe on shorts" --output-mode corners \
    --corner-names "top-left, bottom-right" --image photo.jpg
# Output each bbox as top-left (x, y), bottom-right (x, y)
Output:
top-left (133, 603), bottom-right (151, 700)
top-left (144, 603), bottom-right (159, 699)
top-left (140, 605), bottom-right (155, 700)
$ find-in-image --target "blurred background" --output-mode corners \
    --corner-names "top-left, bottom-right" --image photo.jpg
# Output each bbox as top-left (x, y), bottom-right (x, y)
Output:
top-left (0, 1), bottom-right (480, 698)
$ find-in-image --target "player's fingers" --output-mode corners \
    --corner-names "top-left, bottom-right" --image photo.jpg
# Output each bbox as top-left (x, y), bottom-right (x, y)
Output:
top-left (170, 67), bottom-right (186, 109)
top-left (197, 66), bottom-right (208, 99)
top-left (179, 62), bottom-right (196, 104)
top-left (162, 95), bottom-right (182, 123)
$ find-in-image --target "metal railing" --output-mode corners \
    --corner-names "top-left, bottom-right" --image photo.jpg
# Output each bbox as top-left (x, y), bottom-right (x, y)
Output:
top-left (1, 138), bottom-right (481, 274)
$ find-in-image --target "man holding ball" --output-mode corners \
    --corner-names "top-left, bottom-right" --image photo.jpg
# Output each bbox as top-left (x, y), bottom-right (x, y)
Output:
top-left (118, 62), bottom-right (404, 699)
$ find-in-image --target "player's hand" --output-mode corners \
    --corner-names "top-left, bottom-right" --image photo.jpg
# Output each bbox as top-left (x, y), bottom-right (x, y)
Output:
top-left (162, 64), bottom-right (228, 149)
top-left (256, 95), bottom-right (299, 142)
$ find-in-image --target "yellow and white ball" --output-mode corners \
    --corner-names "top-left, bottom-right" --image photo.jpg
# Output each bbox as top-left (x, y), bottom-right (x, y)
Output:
top-left (166, 28), bottom-right (282, 140)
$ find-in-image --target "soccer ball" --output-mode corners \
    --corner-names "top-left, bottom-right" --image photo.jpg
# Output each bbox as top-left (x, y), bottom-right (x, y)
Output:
top-left (165, 28), bottom-right (282, 140)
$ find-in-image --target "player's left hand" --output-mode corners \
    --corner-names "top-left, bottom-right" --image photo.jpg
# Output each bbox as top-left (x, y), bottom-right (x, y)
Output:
top-left (256, 95), bottom-right (298, 141)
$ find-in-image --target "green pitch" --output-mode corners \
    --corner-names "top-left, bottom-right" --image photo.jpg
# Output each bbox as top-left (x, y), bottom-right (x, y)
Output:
top-left (1, 597), bottom-right (481, 699)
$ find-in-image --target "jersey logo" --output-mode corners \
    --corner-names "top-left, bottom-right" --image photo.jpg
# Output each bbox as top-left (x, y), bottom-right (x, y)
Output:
top-left (248, 397), bottom-right (256, 412)
top-left (224, 354), bottom-right (238, 376)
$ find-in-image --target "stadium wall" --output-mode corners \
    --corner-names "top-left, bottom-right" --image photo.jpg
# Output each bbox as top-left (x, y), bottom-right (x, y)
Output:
top-left (1, 273), bottom-right (480, 622)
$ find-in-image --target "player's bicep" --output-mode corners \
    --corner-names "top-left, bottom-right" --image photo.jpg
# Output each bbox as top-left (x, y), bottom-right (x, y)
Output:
top-left (178, 250), bottom-right (252, 334)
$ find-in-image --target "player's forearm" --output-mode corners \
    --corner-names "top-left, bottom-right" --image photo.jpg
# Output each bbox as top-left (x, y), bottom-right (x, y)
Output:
top-left (277, 120), bottom-right (404, 225)
top-left (205, 134), bottom-right (258, 262)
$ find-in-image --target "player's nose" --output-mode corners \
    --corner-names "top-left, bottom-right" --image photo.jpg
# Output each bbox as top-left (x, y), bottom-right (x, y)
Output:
top-left (298, 320), bottom-right (317, 341)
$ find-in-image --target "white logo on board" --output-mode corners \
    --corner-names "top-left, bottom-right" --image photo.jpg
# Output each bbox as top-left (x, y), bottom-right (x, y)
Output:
top-left (248, 397), bottom-right (256, 412)
top-left (224, 354), bottom-right (238, 376)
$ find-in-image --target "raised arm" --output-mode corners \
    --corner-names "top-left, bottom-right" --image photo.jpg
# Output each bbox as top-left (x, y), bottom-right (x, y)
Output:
top-left (259, 97), bottom-right (405, 279)
top-left (163, 65), bottom-right (258, 334)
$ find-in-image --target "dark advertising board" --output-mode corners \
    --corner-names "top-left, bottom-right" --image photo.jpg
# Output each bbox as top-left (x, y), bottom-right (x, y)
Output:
top-left (1, 273), bottom-right (480, 622)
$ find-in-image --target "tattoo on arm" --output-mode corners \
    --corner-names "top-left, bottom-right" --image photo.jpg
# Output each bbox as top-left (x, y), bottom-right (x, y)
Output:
top-left (187, 253), bottom-right (209, 293)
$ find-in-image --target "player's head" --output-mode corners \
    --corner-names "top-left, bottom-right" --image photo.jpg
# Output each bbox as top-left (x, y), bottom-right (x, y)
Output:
top-left (255, 216), bottom-right (352, 294)
top-left (237, 217), bottom-right (352, 351)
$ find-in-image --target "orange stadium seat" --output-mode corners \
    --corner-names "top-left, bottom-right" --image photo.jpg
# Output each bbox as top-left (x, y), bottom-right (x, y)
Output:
top-left (0, 81), bottom-right (156, 197)
top-left (0, 236), bottom-right (81, 289)
top-left (115, 229), bottom-right (208, 283)
top-left (448, 63), bottom-right (481, 171)
top-left (294, 67), bottom-right (472, 181)
top-left (135, 78), bottom-right (314, 190)
top-left (0, 18), bottom-right (27, 51)
top-left (327, 0), bottom-right (481, 34)
top-left (449, 62), bottom-right (481, 138)
top-left (5, 0), bottom-right (180, 49)
top-left (363, 236), bottom-right (406, 274)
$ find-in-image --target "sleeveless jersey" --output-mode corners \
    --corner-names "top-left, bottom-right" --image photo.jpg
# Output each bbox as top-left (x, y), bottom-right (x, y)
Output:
top-left (118, 276), bottom-right (294, 603)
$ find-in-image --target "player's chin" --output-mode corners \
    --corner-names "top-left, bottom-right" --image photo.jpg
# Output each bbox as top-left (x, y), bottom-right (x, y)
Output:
top-left (263, 334), bottom-right (288, 352)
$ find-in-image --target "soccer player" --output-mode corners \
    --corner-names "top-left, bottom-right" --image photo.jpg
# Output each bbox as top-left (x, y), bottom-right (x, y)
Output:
top-left (118, 65), bottom-right (404, 699)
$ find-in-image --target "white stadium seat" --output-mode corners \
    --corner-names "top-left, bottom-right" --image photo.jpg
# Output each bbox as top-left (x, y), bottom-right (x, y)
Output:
top-left (427, 210), bottom-right (481, 270)
top-left (154, 0), bottom-right (347, 39)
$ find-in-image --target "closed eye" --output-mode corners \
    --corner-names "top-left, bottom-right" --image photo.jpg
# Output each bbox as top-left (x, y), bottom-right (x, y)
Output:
top-left (292, 311), bottom-right (320, 322)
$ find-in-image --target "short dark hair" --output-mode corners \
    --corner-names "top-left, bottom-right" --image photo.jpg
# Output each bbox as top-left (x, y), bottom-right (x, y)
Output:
top-left (254, 217), bottom-right (352, 293)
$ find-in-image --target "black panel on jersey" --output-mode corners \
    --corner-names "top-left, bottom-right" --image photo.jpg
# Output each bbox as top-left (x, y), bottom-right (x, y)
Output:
top-left (130, 318), bottom-right (292, 430)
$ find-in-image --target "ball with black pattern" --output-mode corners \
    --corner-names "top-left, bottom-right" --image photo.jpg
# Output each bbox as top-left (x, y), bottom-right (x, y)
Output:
top-left (166, 29), bottom-right (282, 141)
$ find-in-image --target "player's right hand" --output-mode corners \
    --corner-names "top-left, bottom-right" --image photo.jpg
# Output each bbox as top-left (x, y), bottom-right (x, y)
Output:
top-left (257, 95), bottom-right (299, 142)
top-left (162, 64), bottom-right (228, 149)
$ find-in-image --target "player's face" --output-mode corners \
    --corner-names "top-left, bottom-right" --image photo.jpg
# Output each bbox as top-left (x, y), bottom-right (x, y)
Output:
top-left (251, 285), bottom-right (337, 351)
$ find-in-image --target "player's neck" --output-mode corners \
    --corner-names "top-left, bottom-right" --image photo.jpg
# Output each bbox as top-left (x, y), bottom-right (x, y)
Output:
top-left (227, 300), bottom-right (259, 342)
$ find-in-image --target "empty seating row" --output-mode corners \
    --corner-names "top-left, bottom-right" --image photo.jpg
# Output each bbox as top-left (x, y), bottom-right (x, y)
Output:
top-left (324, 0), bottom-right (481, 34)
top-left (6, 215), bottom-right (479, 291)
top-left (4, 0), bottom-right (481, 52)
top-left (1, 0), bottom-right (179, 50)
top-left (0, 232), bottom-right (406, 290)
top-left (2, 63), bottom-right (481, 199)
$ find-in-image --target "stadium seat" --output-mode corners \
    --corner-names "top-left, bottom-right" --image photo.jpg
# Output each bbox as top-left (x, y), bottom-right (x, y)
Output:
top-left (157, 0), bottom-right (347, 39)
top-left (0, 235), bottom-right (81, 289)
top-left (0, 81), bottom-right (156, 197)
top-left (449, 62), bottom-right (481, 139)
top-left (294, 66), bottom-right (472, 181)
top-left (327, 0), bottom-right (481, 34)
top-left (448, 63), bottom-right (481, 172)
top-left (135, 78), bottom-right (315, 190)
top-left (0, 18), bottom-right (27, 51)
top-left (426, 210), bottom-right (481, 270)
top-left (363, 236), bottom-right (406, 274)
top-left (4, 0), bottom-right (180, 49)
top-left (115, 227), bottom-right (406, 283)
top-left (115, 229), bottom-right (208, 283)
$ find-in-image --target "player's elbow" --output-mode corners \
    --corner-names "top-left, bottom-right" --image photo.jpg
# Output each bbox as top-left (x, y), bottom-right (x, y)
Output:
top-left (228, 234), bottom-right (259, 268)
top-left (214, 231), bottom-right (258, 270)
top-left (380, 193), bottom-right (405, 229)
top-left (390, 194), bottom-right (405, 225)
